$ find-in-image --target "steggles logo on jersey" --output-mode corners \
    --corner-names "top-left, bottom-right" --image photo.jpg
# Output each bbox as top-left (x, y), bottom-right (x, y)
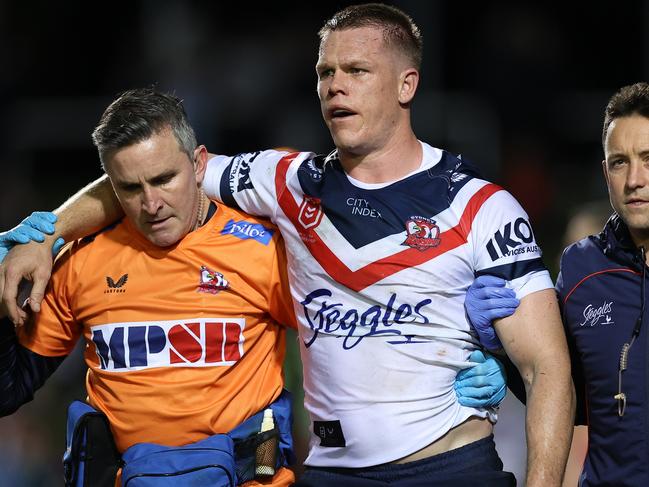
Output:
top-left (402, 216), bottom-right (441, 251)
top-left (90, 318), bottom-right (245, 371)
top-left (298, 195), bottom-right (324, 230)
top-left (197, 265), bottom-right (229, 294)
top-left (105, 274), bottom-right (128, 294)
top-left (485, 217), bottom-right (538, 261)
top-left (579, 301), bottom-right (615, 327)
top-left (300, 288), bottom-right (432, 350)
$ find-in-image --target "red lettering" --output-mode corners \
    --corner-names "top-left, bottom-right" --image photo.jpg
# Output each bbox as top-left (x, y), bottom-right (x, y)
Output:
top-left (224, 322), bottom-right (242, 361)
top-left (205, 322), bottom-right (224, 363)
top-left (168, 322), bottom-right (202, 363)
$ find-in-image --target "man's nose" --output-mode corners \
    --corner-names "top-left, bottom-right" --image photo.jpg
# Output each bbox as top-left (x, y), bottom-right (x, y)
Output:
top-left (626, 159), bottom-right (649, 190)
top-left (142, 187), bottom-right (162, 214)
top-left (328, 70), bottom-right (347, 96)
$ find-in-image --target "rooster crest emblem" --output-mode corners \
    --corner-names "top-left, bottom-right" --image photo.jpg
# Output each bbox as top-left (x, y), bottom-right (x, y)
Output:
top-left (402, 216), bottom-right (441, 251)
top-left (197, 265), bottom-right (230, 294)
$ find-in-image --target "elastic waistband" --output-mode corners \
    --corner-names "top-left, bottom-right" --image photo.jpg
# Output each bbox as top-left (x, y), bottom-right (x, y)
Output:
top-left (383, 434), bottom-right (497, 472)
top-left (307, 434), bottom-right (500, 477)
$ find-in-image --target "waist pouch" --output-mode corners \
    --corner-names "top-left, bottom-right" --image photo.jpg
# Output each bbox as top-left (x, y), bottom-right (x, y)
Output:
top-left (120, 434), bottom-right (235, 487)
top-left (63, 390), bottom-right (295, 486)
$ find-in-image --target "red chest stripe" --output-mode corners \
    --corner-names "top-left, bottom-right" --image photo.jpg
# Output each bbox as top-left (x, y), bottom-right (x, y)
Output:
top-left (275, 154), bottom-right (502, 292)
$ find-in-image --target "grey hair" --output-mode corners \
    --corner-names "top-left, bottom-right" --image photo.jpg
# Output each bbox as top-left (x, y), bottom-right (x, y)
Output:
top-left (92, 87), bottom-right (196, 167)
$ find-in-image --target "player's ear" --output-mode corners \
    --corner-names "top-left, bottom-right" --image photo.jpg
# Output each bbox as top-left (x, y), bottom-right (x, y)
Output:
top-left (398, 68), bottom-right (419, 105)
top-left (193, 145), bottom-right (208, 184)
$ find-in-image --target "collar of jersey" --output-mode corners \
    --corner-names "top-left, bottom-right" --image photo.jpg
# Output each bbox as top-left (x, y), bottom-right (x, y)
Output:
top-left (341, 141), bottom-right (443, 190)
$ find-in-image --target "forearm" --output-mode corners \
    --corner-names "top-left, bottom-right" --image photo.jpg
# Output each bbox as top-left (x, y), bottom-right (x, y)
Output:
top-left (496, 289), bottom-right (575, 486)
top-left (502, 354), bottom-right (527, 404)
top-left (524, 354), bottom-right (575, 486)
top-left (0, 318), bottom-right (64, 415)
top-left (51, 175), bottom-right (123, 243)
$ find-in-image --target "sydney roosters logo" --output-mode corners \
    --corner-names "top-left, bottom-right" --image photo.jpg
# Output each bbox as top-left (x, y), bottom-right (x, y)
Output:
top-left (197, 265), bottom-right (229, 294)
top-left (402, 216), bottom-right (441, 251)
top-left (298, 196), bottom-right (324, 230)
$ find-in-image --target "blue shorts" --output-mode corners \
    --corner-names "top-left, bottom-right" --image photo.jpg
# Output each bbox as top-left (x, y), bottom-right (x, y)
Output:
top-left (293, 435), bottom-right (516, 486)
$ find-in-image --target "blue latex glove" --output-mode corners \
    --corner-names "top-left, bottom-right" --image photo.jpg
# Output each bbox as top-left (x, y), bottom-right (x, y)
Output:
top-left (455, 350), bottom-right (507, 408)
top-left (0, 211), bottom-right (65, 263)
top-left (465, 275), bottom-right (519, 350)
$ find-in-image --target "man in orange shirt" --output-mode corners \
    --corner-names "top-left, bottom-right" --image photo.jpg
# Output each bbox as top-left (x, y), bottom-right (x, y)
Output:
top-left (0, 88), bottom-right (296, 486)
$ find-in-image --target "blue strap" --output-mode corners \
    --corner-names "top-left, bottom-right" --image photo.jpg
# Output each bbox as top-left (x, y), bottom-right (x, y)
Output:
top-left (63, 401), bottom-right (100, 487)
top-left (65, 401), bottom-right (98, 447)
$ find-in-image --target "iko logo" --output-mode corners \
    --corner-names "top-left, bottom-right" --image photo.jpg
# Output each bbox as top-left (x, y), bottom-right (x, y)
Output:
top-left (230, 152), bottom-right (260, 193)
top-left (485, 217), bottom-right (536, 261)
top-left (579, 301), bottom-right (615, 327)
top-left (90, 318), bottom-right (245, 371)
top-left (221, 219), bottom-right (273, 245)
top-left (105, 274), bottom-right (128, 294)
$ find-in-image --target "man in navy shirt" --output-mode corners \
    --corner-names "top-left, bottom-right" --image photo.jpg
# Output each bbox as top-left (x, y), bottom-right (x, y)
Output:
top-left (465, 82), bottom-right (649, 486)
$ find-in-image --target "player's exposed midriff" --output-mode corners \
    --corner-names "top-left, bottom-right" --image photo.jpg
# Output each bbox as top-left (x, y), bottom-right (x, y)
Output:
top-left (390, 416), bottom-right (492, 464)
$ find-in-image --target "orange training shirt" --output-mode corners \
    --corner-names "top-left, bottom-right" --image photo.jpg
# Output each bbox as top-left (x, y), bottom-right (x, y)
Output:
top-left (18, 204), bottom-right (296, 485)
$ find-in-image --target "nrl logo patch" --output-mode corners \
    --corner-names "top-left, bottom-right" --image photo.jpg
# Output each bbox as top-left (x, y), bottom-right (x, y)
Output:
top-left (402, 216), bottom-right (441, 251)
top-left (298, 195), bottom-right (324, 230)
top-left (197, 265), bottom-right (229, 295)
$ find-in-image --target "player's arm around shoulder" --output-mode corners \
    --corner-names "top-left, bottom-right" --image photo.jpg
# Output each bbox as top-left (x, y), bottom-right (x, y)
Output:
top-left (1, 176), bottom-right (122, 325)
top-left (495, 288), bottom-right (575, 487)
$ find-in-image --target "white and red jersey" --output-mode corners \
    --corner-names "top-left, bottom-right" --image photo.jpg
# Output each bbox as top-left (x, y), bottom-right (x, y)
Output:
top-left (203, 142), bottom-right (552, 467)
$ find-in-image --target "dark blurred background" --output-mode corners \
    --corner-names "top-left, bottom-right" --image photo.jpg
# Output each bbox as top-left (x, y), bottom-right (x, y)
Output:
top-left (0, 0), bottom-right (647, 485)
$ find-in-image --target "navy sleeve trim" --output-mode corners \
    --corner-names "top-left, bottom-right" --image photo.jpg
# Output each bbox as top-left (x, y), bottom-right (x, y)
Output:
top-left (0, 318), bottom-right (65, 416)
top-left (219, 158), bottom-right (240, 210)
top-left (476, 258), bottom-right (546, 281)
